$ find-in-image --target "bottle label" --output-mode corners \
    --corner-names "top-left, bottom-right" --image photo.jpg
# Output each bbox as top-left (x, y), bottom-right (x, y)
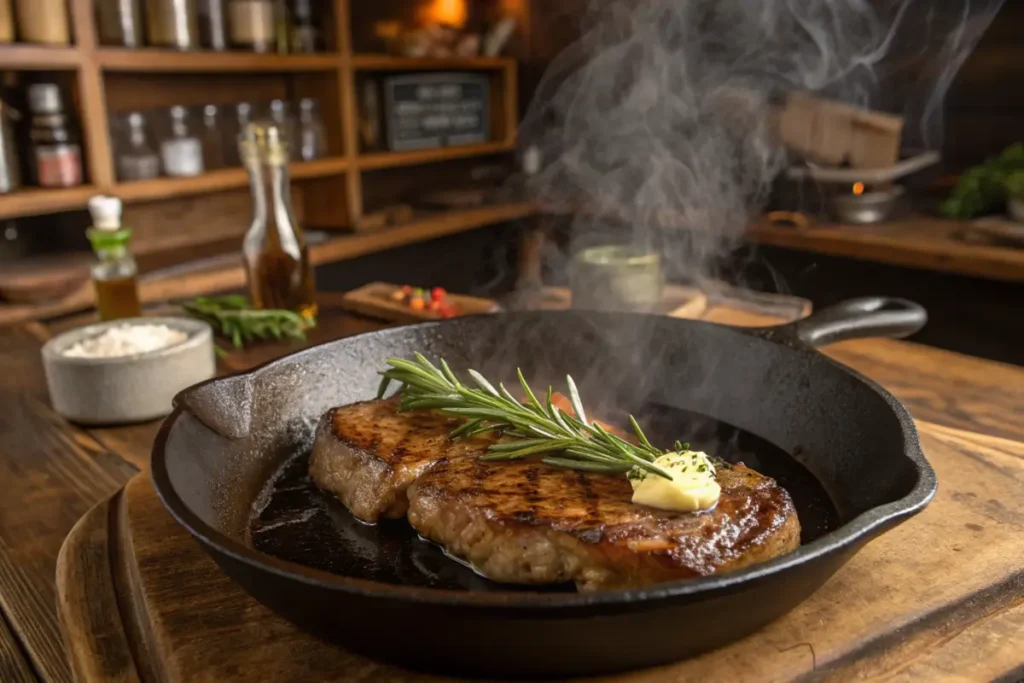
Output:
top-left (36, 144), bottom-right (82, 187)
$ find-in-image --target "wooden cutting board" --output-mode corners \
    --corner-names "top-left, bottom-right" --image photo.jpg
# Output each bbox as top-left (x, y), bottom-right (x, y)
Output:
top-left (56, 422), bottom-right (1024, 682)
top-left (341, 282), bottom-right (501, 323)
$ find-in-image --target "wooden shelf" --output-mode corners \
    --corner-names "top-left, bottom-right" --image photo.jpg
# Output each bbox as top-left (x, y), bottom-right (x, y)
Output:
top-left (97, 49), bottom-right (341, 72)
top-left (113, 158), bottom-right (349, 203)
top-left (310, 202), bottom-right (534, 264)
top-left (351, 54), bottom-right (514, 71)
top-left (0, 44), bottom-right (80, 70)
top-left (750, 216), bottom-right (1024, 283)
top-left (358, 141), bottom-right (516, 171)
top-left (0, 186), bottom-right (98, 220)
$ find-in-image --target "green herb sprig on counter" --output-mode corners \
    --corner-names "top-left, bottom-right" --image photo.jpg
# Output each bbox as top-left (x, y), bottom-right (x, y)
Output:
top-left (941, 143), bottom-right (1024, 219)
top-left (378, 354), bottom-right (708, 480)
top-left (181, 295), bottom-right (313, 353)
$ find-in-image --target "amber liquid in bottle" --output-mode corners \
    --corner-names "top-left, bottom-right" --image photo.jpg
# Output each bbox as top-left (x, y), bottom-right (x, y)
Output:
top-left (242, 125), bottom-right (317, 322)
top-left (249, 243), bottom-right (317, 319)
top-left (94, 274), bottom-right (142, 320)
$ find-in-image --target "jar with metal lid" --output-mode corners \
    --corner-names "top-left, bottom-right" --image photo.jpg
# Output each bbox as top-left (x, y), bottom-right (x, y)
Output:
top-left (116, 112), bottom-right (161, 181)
top-left (200, 104), bottom-right (225, 170)
top-left (95, 0), bottom-right (144, 47)
top-left (198, 0), bottom-right (228, 49)
top-left (16, 0), bottom-right (70, 43)
top-left (229, 0), bottom-right (275, 52)
top-left (268, 99), bottom-right (297, 159)
top-left (160, 106), bottom-right (204, 177)
top-left (28, 85), bottom-right (83, 188)
top-left (297, 97), bottom-right (326, 161)
top-left (146, 0), bottom-right (200, 49)
top-left (289, 0), bottom-right (319, 52)
top-left (0, 98), bottom-right (21, 193)
top-left (0, 0), bottom-right (14, 43)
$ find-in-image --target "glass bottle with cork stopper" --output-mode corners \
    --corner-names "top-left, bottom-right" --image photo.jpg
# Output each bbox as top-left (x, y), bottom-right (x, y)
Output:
top-left (87, 195), bottom-right (143, 321)
top-left (239, 121), bottom-right (316, 321)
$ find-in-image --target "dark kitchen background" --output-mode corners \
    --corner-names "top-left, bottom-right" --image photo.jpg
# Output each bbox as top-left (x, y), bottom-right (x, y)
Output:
top-left (1, 0), bottom-right (1022, 365)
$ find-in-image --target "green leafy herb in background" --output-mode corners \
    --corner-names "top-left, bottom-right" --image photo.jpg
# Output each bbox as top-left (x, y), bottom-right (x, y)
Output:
top-left (181, 295), bottom-right (313, 356)
top-left (941, 143), bottom-right (1024, 219)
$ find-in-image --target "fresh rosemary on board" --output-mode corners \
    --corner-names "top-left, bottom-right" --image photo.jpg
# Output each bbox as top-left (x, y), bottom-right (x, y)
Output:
top-left (377, 354), bottom-right (711, 480)
top-left (181, 295), bottom-right (313, 353)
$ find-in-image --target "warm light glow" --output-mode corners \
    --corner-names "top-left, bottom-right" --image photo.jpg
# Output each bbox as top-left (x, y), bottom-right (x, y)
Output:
top-left (852, 182), bottom-right (865, 196)
top-left (420, 0), bottom-right (468, 27)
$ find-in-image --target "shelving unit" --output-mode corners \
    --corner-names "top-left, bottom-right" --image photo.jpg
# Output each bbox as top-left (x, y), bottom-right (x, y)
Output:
top-left (0, 0), bottom-right (530, 323)
top-left (0, 0), bottom-right (520, 220)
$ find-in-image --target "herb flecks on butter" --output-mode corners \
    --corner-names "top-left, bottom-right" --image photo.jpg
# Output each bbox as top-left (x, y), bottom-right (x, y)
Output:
top-left (629, 447), bottom-right (721, 512)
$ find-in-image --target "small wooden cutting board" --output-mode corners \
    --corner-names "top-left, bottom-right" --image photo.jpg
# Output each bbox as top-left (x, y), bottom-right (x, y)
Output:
top-left (56, 422), bottom-right (1024, 682)
top-left (341, 282), bottom-right (500, 323)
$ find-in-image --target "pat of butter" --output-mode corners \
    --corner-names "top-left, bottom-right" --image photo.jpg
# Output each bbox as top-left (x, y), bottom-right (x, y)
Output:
top-left (630, 451), bottom-right (721, 512)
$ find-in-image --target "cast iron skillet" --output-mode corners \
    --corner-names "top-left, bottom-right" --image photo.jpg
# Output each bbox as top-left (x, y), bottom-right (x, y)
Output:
top-left (152, 297), bottom-right (936, 678)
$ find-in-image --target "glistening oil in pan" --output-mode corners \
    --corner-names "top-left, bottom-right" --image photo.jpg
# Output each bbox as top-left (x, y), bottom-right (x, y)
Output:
top-left (250, 404), bottom-right (840, 590)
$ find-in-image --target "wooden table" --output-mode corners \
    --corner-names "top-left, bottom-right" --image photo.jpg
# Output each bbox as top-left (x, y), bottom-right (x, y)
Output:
top-left (1, 293), bottom-right (1023, 682)
top-left (750, 215), bottom-right (1024, 283)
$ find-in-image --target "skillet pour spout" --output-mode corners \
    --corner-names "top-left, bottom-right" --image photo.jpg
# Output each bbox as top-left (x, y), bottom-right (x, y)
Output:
top-left (153, 296), bottom-right (936, 678)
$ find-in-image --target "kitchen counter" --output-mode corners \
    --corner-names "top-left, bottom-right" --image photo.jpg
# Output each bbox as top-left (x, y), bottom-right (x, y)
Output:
top-left (750, 215), bottom-right (1024, 282)
top-left (1, 293), bottom-right (1022, 681)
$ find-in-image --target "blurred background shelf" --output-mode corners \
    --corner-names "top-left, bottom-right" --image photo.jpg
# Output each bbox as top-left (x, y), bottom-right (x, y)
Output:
top-left (0, 45), bottom-right (81, 70)
top-left (96, 49), bottom-right (342, 72)
top-left (0, 187), bottom-right (99, 220)
top-left (358, 141), bottom-right (516, 170)
top-left (351, 55), bottom-right (513, 70)
top-left (113, 159), bottom-right (349, 203)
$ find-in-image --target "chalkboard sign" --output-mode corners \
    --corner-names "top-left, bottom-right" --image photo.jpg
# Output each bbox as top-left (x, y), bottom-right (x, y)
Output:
top-left (383, 73), bottom-right (490, 152)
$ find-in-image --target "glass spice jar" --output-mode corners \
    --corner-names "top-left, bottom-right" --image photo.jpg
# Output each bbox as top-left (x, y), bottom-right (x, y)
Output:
top-left (146, 0), bottom-right (200, 50)
top-left (297, 97), bottom-right (327, 161)
top-left (200, 104), bottom-right (226, 170)
top-left (160, 105), bottom-right (204, 177)
top-left (28, 84), bottom-right (83, 188)
top-left (289, 0), bottom-right (319, 52)
top-left (16, 0), bottom-right (70, 44)
top-left (116, 112), bottom-right (161, 181)
top-left (229, 0), bottom-right (276, 53)
top-left (268, 99), bottom-right (297, 160)
top-left (197, 0), bottom-right (228, 50)
top-left (95, 0), bottom-right (144, 47)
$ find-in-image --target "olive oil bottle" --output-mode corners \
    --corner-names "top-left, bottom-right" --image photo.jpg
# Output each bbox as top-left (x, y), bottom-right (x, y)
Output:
top-left (87, 195), bottom-right (142, 321)
top-left (238, 121), bottom-right (317, 322)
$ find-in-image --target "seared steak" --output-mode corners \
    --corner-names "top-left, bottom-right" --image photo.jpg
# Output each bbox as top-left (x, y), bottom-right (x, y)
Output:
top-left (407, 457), bottom-right (800, 591)
top-left (308, 398), bottom-right (500, 522)
top-left (311, 399), bottom-right (800, 589)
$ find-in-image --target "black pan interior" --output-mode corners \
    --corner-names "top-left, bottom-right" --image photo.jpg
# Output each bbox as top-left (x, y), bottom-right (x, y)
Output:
top-left (250, 402), bottom-right (841, 590)
top-left (166, 311), bottom-right (920, 563)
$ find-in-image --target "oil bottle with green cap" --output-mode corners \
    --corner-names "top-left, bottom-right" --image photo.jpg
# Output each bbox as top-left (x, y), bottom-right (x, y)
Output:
top-left (87, 195), bottom-right (142, 320)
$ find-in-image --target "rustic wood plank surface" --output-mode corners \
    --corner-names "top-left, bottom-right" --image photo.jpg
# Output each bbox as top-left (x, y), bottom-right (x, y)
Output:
top-left (55, 423), bottom-right (1024, 682)
top-left (2, 291), bottom-right (1023, 681)
top-left (750, 215), bottom-right (1024, 283)
top-left (0, 612), bottom-right (36, 683)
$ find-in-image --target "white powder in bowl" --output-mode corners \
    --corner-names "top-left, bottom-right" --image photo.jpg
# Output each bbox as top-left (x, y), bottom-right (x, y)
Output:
top-left (63, 324), bottom-right (189, 359)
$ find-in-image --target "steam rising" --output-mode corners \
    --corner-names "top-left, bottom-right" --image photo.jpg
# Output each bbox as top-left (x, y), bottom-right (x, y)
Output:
top-left (520, 0), bottom-right (1004, 279)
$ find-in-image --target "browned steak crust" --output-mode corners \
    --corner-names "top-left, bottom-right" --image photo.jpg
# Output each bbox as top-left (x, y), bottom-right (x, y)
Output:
top-left (406, 457), bottom-right (800, 591)
top-left (308, 398), bottom-right (500, 522)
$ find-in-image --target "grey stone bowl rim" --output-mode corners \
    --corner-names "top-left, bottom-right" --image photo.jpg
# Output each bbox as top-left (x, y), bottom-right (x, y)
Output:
top-left (41, 317), bottom-right (213, 366)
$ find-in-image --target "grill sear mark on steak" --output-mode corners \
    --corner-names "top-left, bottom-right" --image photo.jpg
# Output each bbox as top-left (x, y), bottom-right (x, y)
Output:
top-left (309, 399), bottom-right (800, 589)
top-left (308, 398), bottom-right (501, 523)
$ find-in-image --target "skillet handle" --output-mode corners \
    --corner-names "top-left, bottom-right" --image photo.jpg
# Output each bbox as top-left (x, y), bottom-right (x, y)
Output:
top-left (765, 297), bottom-right (927, 348)
top-left (173, 372), bottom-right (254, 440)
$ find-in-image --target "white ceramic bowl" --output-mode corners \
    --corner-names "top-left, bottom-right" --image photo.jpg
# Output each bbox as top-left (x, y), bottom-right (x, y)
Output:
top-left (41, 317), bottom-right (215, 425)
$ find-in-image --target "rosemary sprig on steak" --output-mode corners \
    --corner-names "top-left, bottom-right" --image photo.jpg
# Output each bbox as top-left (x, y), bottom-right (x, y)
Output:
top-left (376, 354), bottom-right (675, 480)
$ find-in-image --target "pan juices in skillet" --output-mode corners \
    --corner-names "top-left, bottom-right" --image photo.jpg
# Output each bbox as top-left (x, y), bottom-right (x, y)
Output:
top-left (309, 361), bottom-right (801, 591)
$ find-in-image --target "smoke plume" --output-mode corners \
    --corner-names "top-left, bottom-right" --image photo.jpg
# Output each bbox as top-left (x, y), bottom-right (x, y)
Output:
top-left (519, 0), bottom-right (1005, 281)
